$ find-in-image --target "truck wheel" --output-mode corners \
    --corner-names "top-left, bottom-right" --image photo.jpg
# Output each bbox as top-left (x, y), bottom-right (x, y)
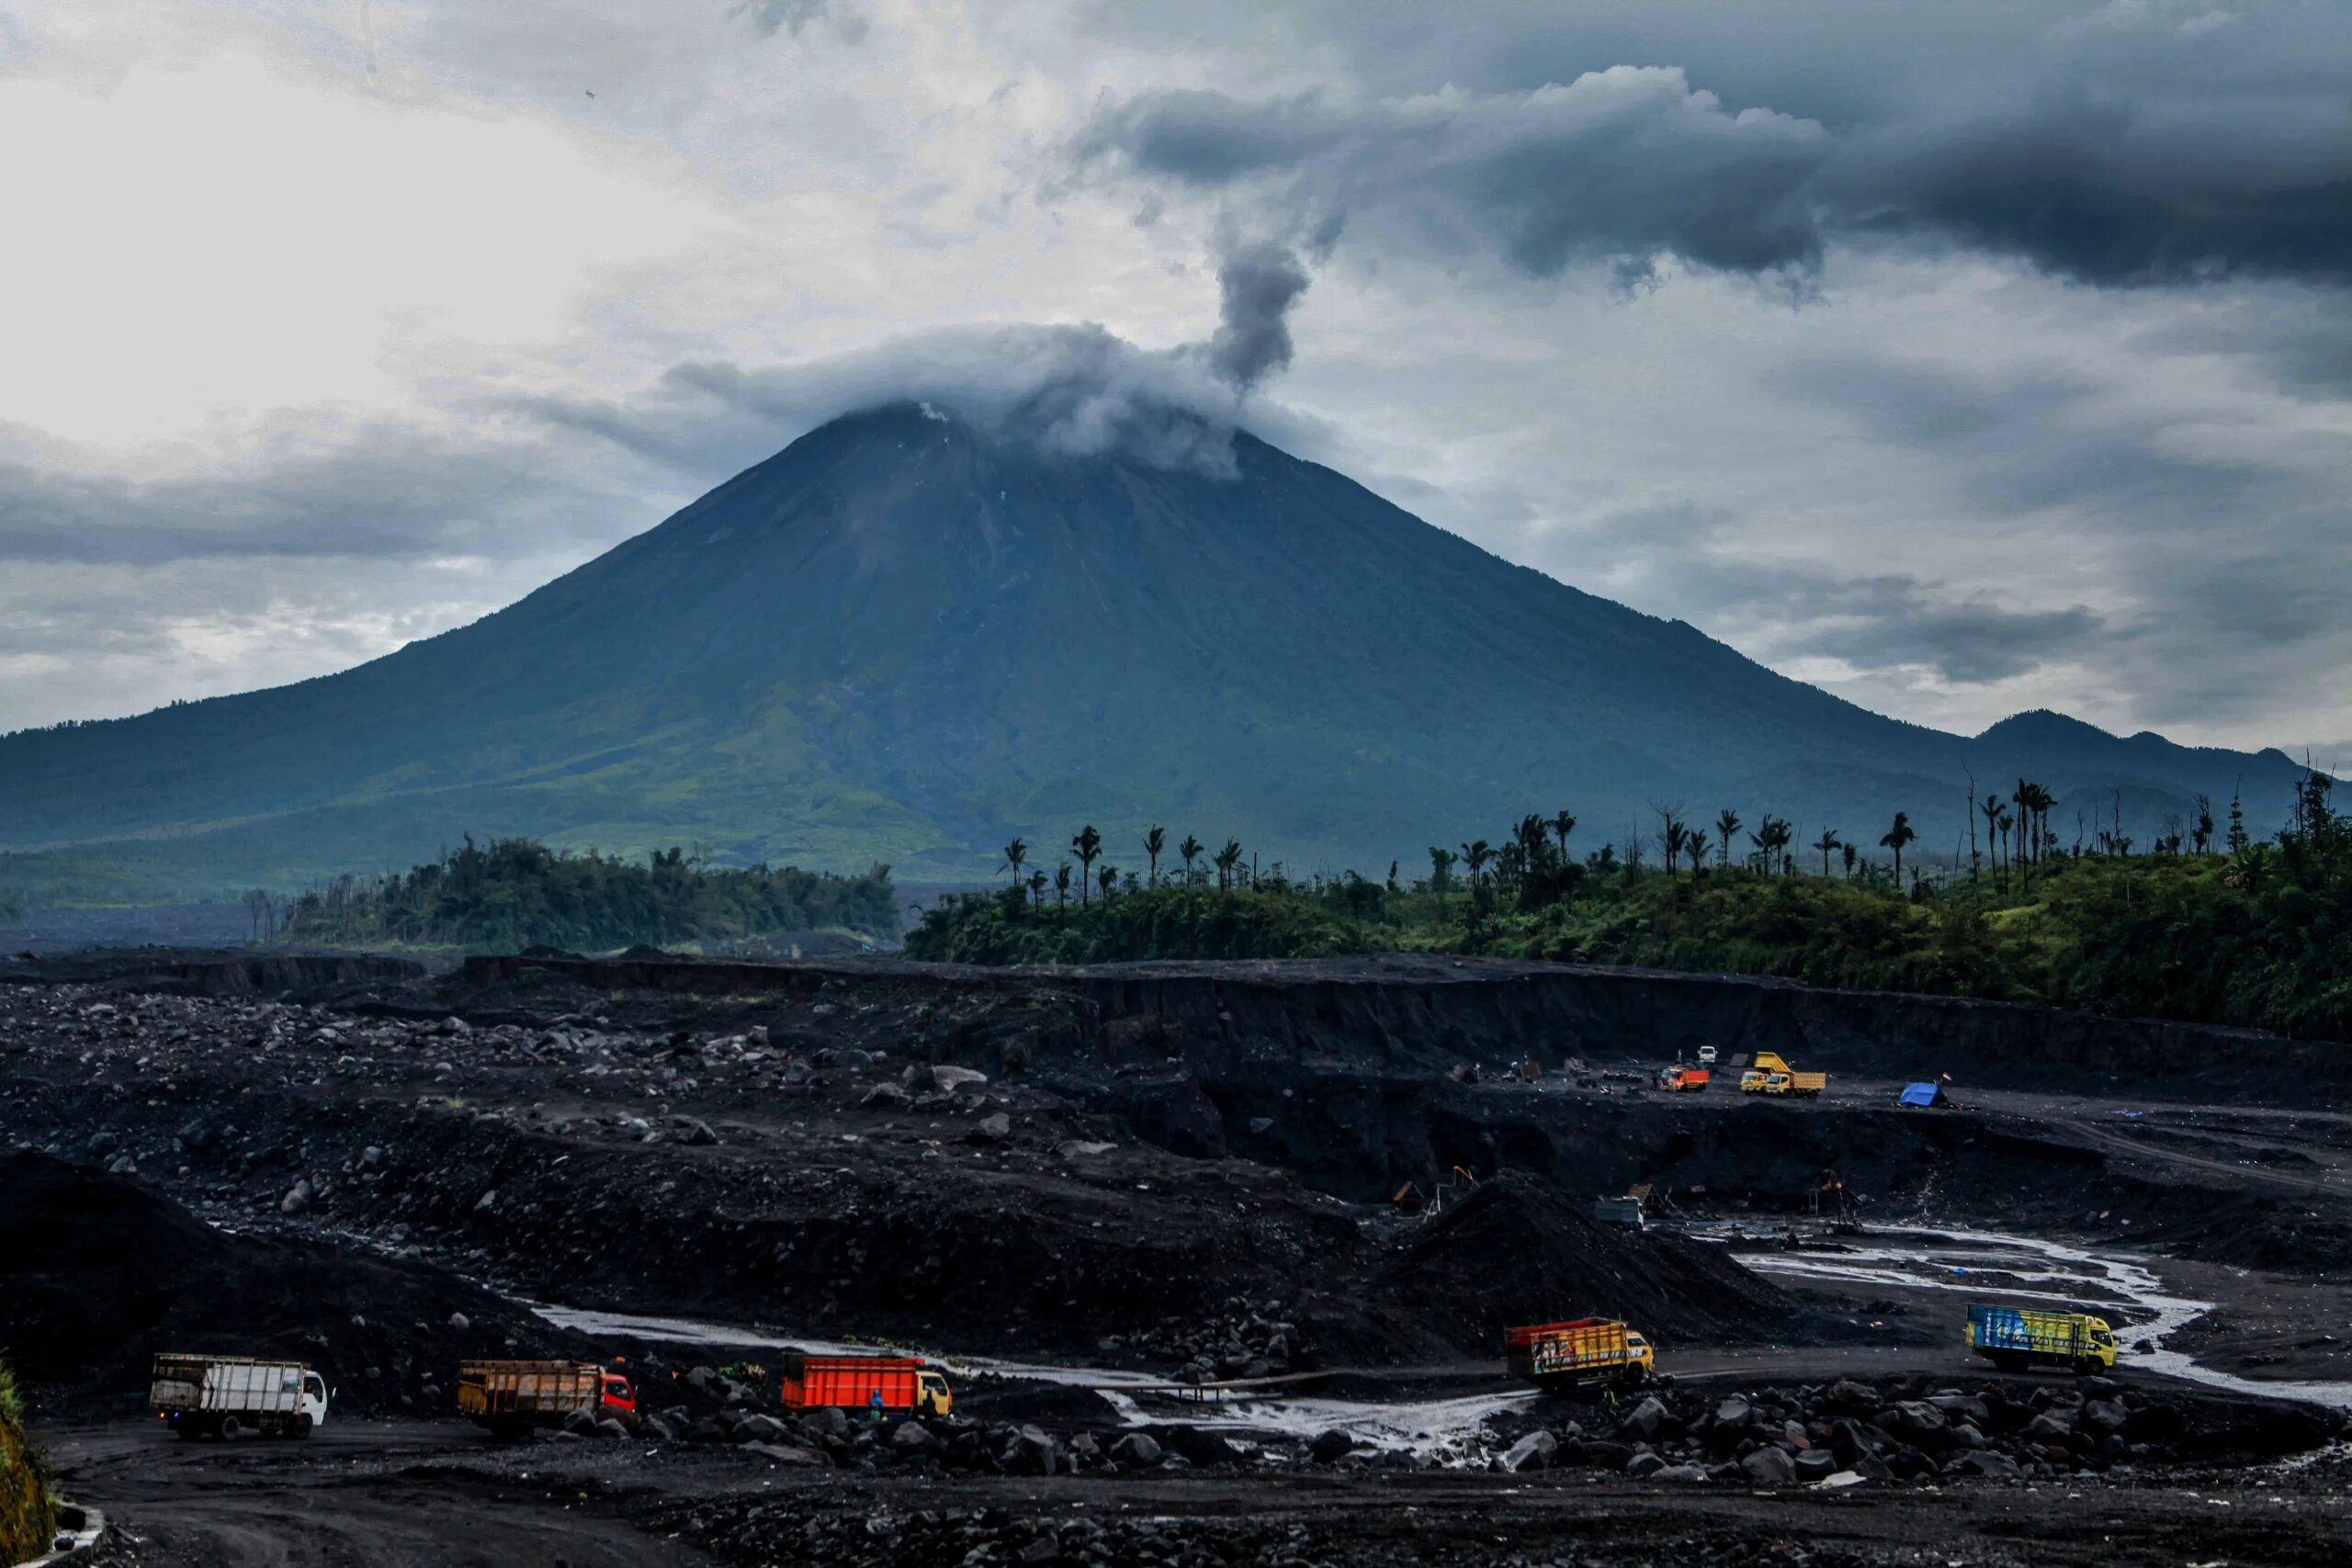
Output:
top-left (220, 1416), bottom-right (245, 1442)
top-left (297, 1415), bottom-right (314, 1438)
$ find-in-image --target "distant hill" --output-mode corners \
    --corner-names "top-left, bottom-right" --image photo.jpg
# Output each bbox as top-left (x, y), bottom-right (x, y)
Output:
top-left (0, 403), bottom-right (2307, 897)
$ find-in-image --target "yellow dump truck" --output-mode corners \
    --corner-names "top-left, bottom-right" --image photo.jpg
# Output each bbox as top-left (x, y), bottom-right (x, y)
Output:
top-left (1505, 1318), bottom-right (1655, 1391)
top-left (1966, 1303), bottom-right (2117, 1373)
top-left (1740, 1052), bottom-right (1826, 1097)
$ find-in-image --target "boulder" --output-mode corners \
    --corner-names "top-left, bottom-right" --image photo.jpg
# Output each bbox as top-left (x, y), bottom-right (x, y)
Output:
top-left (1793, 1450), bottom-right (1838, 1482)
top-left (891, 1421), bottom-right (937, 1453)
top-left (1654, 1463), bottom-right (1709, 1483)
top-left (1500, 1429), bottom-right (1557, 1472)
top-left (1108, 1432), bottom-right (1163, 1468)
top-left (1624, 1450), bottom-right (1668, 1479)
top-left (1741, 1446), bottom-right (1797, 1486)
top-left (1618, 1395), bottom-right (1671, 1441)
top-left (1308, 1429), bottom-right (1356, 1463)
top-left (1714, 1394), bottom-right (1753, 1427)
top-left (969, 1112), bottom-right (1013, 1144)
top-left (802, 1406), bottom-right (851, 1440)
top-left (1003, 1425), bottom-right (1058, 1475)
top-left (733, 1415), bottom-right (790, 1443)
top-left (1950, 1450), bottom-right (2022, 1480)
top-left (594, 1418), bottom-right (629, 1441)
top-left (562, 1409), bottom-right (599, 1436)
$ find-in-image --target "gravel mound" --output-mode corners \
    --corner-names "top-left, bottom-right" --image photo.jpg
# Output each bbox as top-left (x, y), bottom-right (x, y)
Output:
top-left (1369, 1174), bottom-right (1795, 1350)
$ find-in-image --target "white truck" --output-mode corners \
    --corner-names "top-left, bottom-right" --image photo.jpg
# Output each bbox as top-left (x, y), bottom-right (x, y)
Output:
top-left (150, 1353), bottom-right (330, 1439)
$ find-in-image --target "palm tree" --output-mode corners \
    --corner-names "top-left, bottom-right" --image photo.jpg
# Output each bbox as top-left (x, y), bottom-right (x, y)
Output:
top-left (1551, 810), bottom-right (1577, 859)
top-left (1980, 794), bottom-right (2004, 884)
top-left (1765, 817), bottom-right (1794, 875)
top-left (1460, 840), bottom-right (1492, 891)
top-left (1028, 869), bottom-right (1046, 907)
top-left (1001, 837), bottom-right (1028, 887)
top-left (1517, 814), bottom-right (1552, 868)
top-left (1178, 833), bottom-right (1204, 885)
top-left (1144, 825), bottom-right (1166, 888)
top-left (1685, 829), bottom-right (1709, 874)
top-left (1098, 863), bottom-right (1118, 905)
top-left (1072, 825), bottom-right (1102, 907)
top-left (1715, 809), bottom-right (1741, 870)
top-left (1880, 811), bottom-right (1917, 886)
top-left (1054, 863), bottom-right (1072, 907)
top-left (1841, 841), bottom-right (1859, 877)
top-left (1657, 810), bottom-right (1688, 876)
top-left (1815, 828), bottom-right (1841, 875)
top-left (1214, 839), bottom-right (1243, 892)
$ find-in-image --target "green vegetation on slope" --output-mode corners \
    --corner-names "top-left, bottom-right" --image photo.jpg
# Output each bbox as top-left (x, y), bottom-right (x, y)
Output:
top-left (906, 773), bottom-right (2352, 1041)
top-left (0, 1355), bottom-right (55, 1563)
top-left (274, 837), bottom-right (898, 953)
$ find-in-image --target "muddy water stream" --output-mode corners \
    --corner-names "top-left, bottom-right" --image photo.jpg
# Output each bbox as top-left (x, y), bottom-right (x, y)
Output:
top-left (535, 1225), bottom-right (2350, 1458)
top-left (1739, 1226), bottom-right (2352, 1408)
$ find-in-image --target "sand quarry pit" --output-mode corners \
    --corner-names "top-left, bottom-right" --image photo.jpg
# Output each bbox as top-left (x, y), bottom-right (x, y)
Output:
top-left (4, 948), bottom-right (2350, 1566)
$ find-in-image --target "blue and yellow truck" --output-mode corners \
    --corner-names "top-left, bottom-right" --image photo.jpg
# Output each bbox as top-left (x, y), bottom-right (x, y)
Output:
top-left (1965, 1303), bottom-right (2118, 1374)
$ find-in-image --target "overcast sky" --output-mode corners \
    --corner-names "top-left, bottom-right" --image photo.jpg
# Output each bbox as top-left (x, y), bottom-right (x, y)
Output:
top-left (3, 0), bottom-right (2347, 758)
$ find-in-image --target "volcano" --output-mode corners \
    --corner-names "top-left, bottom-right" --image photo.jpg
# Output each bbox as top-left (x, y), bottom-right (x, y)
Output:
top-left (0, 403), bottom-right (2304, 892)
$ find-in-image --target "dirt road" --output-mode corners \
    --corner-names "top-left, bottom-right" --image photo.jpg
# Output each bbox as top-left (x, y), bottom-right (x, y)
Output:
top-left (50, 1422), bottom-right (707, 1567)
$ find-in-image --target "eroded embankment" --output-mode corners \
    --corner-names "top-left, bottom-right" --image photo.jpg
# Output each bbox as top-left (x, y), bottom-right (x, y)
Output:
top-left (458, 950), bottom-right (2350, 1103)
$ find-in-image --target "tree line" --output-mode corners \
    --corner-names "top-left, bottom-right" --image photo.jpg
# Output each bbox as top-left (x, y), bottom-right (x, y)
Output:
top-left (273, 837), bottom-right (898, 953)
top-left (906, 768), bottom-right (2352, 1041)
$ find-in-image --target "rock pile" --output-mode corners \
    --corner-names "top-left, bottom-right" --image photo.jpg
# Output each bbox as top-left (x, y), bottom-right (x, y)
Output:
top-left (1102, 1295), bottom-right (1313, 1380)
top-left (1476, 1374), bottom-right (2346, 1485)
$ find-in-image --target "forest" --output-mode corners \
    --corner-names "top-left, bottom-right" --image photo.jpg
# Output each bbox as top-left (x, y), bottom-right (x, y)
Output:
top-left (271, 837), bottom-right (898, 953)
top-left (903, 772), bottom-right (2352, 1042)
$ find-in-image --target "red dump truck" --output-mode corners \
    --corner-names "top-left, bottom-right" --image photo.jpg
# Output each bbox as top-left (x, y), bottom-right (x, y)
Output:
top-left (1505, 1319), bottom-right (1656, 1392)
top-left (779, 1353), bottom-right (953, 1417)
top-left (458, 1359), bottom-right (636, 1438)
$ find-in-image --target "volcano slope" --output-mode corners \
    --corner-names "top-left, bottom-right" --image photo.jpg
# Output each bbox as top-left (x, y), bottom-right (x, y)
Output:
top-left (6, 948), bottom-right (2352, 1568)
top-left (0, 403), bottom-right (2304, 894)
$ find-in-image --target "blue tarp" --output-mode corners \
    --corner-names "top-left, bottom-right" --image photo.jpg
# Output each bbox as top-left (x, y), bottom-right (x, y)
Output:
top-left (1900, 1082), bottom-right (1941, 1107)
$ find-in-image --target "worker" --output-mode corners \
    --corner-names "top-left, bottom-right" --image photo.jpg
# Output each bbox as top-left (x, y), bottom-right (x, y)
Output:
top-left (868, 1387), bottom-right (885, 1424)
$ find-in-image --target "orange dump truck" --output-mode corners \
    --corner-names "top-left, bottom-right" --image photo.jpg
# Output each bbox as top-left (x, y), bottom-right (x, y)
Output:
top-left (778, 1353), bottom-right (953, 1418)
top-left (1655, 1065), bottom-right (1710, 1092)
top-left (1505, 1318), bottom-right (1655, 1392)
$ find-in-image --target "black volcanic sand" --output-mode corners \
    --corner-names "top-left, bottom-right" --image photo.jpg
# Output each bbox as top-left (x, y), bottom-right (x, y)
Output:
top-left (0, 1153), bottom-right (594, 1416)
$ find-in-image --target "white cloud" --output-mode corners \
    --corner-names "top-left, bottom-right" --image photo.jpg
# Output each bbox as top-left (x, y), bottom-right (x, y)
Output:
top-left (0, 38), bottom-right (722, 444)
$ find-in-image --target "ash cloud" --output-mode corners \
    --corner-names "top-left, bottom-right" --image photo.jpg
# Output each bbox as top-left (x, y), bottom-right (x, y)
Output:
top-left (1204, 237), bottom-right (1311, 391)
top-left (519, 320), bottom-right (1332, 482)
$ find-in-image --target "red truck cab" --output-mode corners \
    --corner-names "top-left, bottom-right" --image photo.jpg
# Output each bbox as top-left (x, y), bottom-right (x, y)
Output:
top-left (601, 1373), bottom-right (636, 1414)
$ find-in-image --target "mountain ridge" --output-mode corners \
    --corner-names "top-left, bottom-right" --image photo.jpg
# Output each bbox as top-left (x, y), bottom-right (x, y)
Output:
top-left (0, 402), bottom-right (2309, 896)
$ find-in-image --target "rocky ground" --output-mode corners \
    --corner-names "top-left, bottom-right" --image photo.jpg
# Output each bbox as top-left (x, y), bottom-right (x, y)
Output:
top-left (3, 947), bottom-right (2349, 1565)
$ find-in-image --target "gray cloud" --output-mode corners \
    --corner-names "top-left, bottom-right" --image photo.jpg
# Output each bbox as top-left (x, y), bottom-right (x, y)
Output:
top-left (1074, 70), bottom-right (1830, 282)
top-left (1070, 4), bottom-right (2352, 289)
top-left (1778, 587), bottom-right (2105, 684)
top-left (0, 426), bottom-right (628, 566)
top-left (1204, 237), bottom-right (1310, 391)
